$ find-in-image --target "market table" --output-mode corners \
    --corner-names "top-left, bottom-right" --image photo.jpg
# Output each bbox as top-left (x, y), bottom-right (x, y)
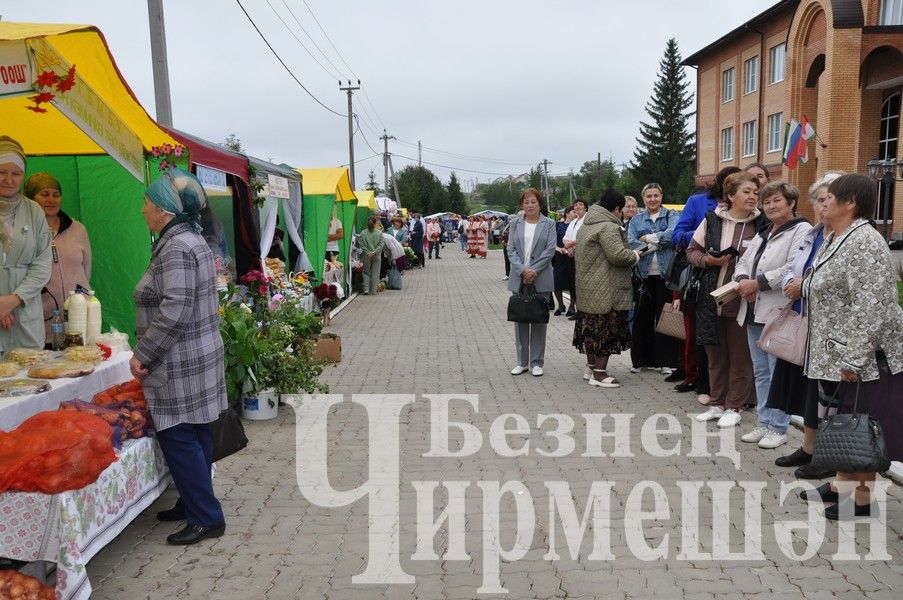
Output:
top-left (0, 351), bottom-right (132, 431)
top-left (0, 351), bottom-right (171, 600)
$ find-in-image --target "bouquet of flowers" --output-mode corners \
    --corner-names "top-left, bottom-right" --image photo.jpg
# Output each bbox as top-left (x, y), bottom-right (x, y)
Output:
top-left (238, 269), bottom-right (275, 311)
top-left (312, 283), bottom-right (340, 312)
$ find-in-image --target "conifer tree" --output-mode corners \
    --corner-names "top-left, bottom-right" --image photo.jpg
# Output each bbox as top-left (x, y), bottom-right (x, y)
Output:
top-left (631, 38), bottom-right (696, 203)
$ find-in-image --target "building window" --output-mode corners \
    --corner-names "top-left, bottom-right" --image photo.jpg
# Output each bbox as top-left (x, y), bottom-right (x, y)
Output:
top-left (767, 112), bottom-right (784, 152)
top-left (743, 56), bottom-right (759, 95)
top-left (742, 121), bottom-right (757, 157)
top-left (877, 92), bottom-right (900, 224)
top-left (881, 0), bottom-right (903, 25)
top-left (769, 43), bottom-right (786, 84)
top-left (721, 127), bottom-right (734, 161)
top-left (722, 68), bottom-right (735, 102)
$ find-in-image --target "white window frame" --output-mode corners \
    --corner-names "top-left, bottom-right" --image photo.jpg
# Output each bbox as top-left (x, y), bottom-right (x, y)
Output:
top-left (769, 44), bottom-right (786, 84)
top-left (877, 92), bottom-right (900, 224)
top-left (881, 0), bottom-right (903, 25)
top-left (743, 56), bottom-right (759, 95)
top-left (767, 112), bottom-right (784, 153)
top-left (742, 121), bottom-right (757, 157)
top-left (722, 68), bottom-right (735, 103)
top-left (721, 127), bottom-right (734, 162)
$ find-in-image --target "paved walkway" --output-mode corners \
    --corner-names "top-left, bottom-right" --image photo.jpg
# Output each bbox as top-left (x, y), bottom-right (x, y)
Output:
top-left (88, 247), bottom-right (903, 599)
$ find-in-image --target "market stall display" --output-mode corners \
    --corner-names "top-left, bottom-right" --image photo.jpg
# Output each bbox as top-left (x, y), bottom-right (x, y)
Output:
top-left (297, 168), bottom-right (356, 285)
top-left (26, 361), bottom-right (94, 380)
top-left (0, 380), bottom-right (50, 398)
top-left (0, 571), bottom-right (54, 600)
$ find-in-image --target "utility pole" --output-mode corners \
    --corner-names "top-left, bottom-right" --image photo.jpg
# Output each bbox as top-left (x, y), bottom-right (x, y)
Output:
top-left (542, 158), bottom-right (551, 200)
top-left (339, 80), bottom-right (360, 188)
top-left (380, 129), bottom-right (396, 195)
top-left (386, 154), bottom-right (402, 207)
top-left (418, 140), bottom-right (422, 167)
top-left (597, 152), bottom-right (602, 185)
top-left (147, 0), bottom-right (173, 126)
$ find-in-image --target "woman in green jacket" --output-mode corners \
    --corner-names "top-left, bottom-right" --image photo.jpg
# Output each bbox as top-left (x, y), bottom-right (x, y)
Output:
top-left (358, 216), bottom-right (385, 295)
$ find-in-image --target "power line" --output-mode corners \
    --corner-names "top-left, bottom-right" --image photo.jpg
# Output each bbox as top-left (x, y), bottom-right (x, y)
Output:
top-left (392, 153), bottom-right (521, 177)
top-left (264, 0), bottom-right (342, 81)
top-left (299, 0), bottom-right (358, 79)
top-left (277, 0), bottom-right (348, 79)
top-left (235, 0), bottom-right (345, 118)
top-left (353, 114), bottom-right (381, 155)
top-left (339, 152), bottom-right (381, 167)
top-left (393, 139), bottom-right (534, 166)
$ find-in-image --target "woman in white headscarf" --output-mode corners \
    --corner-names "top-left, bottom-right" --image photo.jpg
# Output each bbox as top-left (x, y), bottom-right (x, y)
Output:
top-left (0, 135), bottom-right (52, 350)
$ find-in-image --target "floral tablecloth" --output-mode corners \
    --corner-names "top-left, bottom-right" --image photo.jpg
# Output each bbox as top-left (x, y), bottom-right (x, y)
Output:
top-left (0, 436), bottom-right (171, 600)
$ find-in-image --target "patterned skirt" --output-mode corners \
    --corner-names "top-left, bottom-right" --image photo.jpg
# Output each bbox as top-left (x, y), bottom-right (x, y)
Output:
top-left (572, 310), bottom-right (632, 357)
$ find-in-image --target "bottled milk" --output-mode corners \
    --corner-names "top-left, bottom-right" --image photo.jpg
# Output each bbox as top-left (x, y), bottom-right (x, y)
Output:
top-left (85, 291), bottom-right (102, 345)
top-left (65, 291), bottom-right (87, 339)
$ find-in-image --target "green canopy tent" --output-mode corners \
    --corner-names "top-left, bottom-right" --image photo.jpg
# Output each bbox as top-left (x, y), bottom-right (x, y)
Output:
top-left (296, 168), bottom-right (356, 286)
top-left (0, 23), bottom-right (187, 341)
top-left (249, 157), bottom-right (310, 276)
top-left (354, 189), bottom-right (376, 233)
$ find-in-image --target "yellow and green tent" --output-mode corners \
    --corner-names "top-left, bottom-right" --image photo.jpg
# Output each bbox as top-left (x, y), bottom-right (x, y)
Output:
top-left (296, 168), bottom-right (356, 285)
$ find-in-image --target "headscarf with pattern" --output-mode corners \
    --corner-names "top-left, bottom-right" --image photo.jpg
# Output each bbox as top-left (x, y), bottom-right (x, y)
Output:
top-left (144, 167), bottom-right (207, 233)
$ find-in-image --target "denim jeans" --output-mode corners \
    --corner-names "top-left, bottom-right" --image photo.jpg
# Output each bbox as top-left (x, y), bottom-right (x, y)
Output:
top-left (747, 323), bottom-right (789, 433)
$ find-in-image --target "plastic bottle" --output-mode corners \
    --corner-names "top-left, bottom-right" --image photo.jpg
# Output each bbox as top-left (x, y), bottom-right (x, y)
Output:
top-left (85, 291), bottom-right (102, 345)
top-left (67, 291), bottom-right (87, 340)
top-left (51, 309), bottom-right (65, 351)
top-left (63, 291), bottom-right (74, 333)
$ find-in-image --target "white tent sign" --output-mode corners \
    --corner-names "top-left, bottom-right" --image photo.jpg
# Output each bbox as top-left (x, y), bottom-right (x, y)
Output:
top-left (196, 164), bottom-right (228, 193)
top-left (0, 41), bottom-right (32, 97)
top-left (267, 174), bottom-right (290, 199)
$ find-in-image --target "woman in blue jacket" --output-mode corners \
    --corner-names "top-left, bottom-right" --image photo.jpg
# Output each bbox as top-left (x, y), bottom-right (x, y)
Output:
top-left (628, 184), bottom-right (680, 374)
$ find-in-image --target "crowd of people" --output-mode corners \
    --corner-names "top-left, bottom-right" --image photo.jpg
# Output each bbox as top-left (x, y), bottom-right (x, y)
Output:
top-left (504, 165), bottom-right (903, 521)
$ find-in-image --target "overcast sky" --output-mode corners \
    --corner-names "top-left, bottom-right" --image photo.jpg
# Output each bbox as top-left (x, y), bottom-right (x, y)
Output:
top-left (4, 0), bottom-right (777, 189)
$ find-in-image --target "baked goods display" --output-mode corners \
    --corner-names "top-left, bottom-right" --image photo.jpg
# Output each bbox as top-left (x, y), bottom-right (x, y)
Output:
top-left (64, 345), bottom-right (104, 365)
top-left (0, 378), bottom-right (51, 397)
top-left (5, 348), bottom-right (52, 366)
top-left (27, 360), bottom-right (95, 379)
top-left (0, 360), bottom-right (21, 377)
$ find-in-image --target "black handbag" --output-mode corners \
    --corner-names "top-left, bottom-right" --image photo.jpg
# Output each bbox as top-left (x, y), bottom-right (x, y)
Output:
top-left (507, 284), bottom-right (550, 324)
top-left (664, 250), bottom-right (687, 292)
top-left (810, 380), bottom-right (891, 474)
top-left (679, 266), bottom-right (703, 308)
top-left (212, 408), bottom-right (249, 462)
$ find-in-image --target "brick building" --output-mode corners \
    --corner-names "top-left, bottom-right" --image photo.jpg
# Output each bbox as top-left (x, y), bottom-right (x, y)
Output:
top-left (683, 0), bottom-right (903, 237)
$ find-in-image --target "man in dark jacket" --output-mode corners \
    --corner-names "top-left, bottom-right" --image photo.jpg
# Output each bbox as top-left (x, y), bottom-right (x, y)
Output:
top-left (410, 212), bottom-right (425, 267)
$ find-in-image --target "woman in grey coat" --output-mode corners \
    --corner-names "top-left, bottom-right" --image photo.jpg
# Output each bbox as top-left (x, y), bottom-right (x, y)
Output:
top-left (506, 188), bottom-right (556, 376)
top-left (131, 168), bottom-right (228, 545)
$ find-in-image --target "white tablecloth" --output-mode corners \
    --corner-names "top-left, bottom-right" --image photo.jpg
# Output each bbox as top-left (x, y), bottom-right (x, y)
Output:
top-left (0, 351), bottom-right (132, 431)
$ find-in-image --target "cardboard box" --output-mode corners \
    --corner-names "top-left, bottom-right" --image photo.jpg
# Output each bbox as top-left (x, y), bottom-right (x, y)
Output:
top-left (710, 281), bottom-right (740, 307)
top-left (313, 334), bottom-right (342, 362)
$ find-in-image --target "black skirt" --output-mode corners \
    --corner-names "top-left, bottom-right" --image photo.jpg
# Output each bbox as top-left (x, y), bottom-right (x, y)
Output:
top-left (572, 310), bottom-right (631, 357)
top-left (835, 365), bottom-right (903, 462)
top-left (766, 358), bottom-right (820, 428)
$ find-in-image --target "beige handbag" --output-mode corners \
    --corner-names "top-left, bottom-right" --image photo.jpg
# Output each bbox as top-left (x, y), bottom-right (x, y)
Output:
top-left (757, 302), bottom-right (807, 366)
top-left (655, 302), bottom-right (686, 340)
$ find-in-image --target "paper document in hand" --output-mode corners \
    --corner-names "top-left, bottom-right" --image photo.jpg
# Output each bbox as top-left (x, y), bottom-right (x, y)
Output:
top-left (711, 281), bottom-right (740, 306)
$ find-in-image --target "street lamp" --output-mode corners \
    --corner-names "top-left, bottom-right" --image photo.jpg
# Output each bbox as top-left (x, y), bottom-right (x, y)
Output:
top-left (866, 157), bottom-right (901, 241)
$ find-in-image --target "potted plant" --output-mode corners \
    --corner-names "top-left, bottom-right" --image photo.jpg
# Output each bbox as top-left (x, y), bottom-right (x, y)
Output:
top-left (218, 290), bottom-right (273, 419)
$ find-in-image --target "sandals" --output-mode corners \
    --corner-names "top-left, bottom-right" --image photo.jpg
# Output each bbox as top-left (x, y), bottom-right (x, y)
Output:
top-left (588, 369), bottom-right (621, 388)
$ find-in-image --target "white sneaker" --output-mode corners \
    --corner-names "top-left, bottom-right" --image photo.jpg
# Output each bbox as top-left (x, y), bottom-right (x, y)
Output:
top-left (531, 366), bottom-right (543, 377)
top-left (510, 365), bottom-right (527, 375)
top-left (758, 431), bottom-right (788, 449)
top-left (502, 276), bottom-right (509, 281)
top-left (629, 367), bottom-right (642, 374)
top-left (661, 367), bottom-right (673, 376)
top-left (695, 406), bottom-right (725, 422)
top-left (583, 366), bottom-right (593, 380)
top-left (717, 409), bottom-right (742, 428)
top-left (740, 426), bottom-right (770, 443)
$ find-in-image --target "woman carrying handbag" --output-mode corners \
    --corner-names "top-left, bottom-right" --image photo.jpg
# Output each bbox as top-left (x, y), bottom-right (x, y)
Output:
top-left (798, 174), bottom-right (903, 520)
top-left (506, 188), bottom-right (556, 377)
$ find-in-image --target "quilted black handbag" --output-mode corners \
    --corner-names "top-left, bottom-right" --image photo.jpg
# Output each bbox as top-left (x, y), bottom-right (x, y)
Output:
top-left (810, 380), bottom-right (891, 474)
top-left (507, 284), bottom-right (550, 324)
top-left (212, 408), bottom-right (249, 462)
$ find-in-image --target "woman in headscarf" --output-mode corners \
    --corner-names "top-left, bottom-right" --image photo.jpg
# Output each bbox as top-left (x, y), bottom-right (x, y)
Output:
top-left (24, 173), bottom-right (92, 346)
top-left (130, 167), bottom-right (227, 545)
top-left (0, 136), bottom-right (52, 350)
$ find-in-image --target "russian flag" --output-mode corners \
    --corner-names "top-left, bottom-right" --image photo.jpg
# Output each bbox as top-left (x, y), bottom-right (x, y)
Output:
top-left (797, 116), bottom-right (815, 165)
top-left (782, 119), bottom-right (802, 169)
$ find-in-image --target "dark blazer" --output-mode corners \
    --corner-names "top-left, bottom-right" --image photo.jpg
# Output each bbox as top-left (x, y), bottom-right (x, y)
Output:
top-left (506, 215), bottom-right (556, 293)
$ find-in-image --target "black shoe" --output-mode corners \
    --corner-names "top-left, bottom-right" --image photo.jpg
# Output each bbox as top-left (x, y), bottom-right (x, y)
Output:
top-left (554, 308), bottom-right (565, 316)
top-left (565, 309), bottom-right (576, 317)
top-left (157, 502), bottom-right (186, 522)
top-left (824, 499), bottom-right (875, 520)
top-left (664, 369), bottom-right (685, 383)
top-left (775, 447), bottom-right (812, 468)
top-left (798, 482), bottom-right (840, 503)
top-left (794, 463), bottom-right (836, 480)
top-left (166, 522), bottom-right (226, 545)
top-left (673, 382), bottom-right (695, 393)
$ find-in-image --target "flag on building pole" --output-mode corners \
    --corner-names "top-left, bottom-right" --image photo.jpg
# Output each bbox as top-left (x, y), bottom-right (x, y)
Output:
top-left (797, 115), bottom-right (816, 165)
top-left (782, 118), bottom-right (802, 169)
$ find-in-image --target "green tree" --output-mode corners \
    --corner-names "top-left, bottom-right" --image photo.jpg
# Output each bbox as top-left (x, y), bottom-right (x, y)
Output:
top-left (631, 38), bottom-right (695, 204)
top-left (446, 172), bottom-right (468, 215)
top-left (223, 133), bottom-right (243, 152)
top-left (393, 165), bottom-right (447, 215)
top-left (365, 170), bottom-right (382, 195)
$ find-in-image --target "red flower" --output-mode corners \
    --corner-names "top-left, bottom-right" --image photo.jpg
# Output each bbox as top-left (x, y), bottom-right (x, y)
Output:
top-left (161, 143), bottom-right (172, 155)
top-left (29, 91), bottom-right (55, 104)
top-left (56, 68), bottom-right (76, 93)
top-left (151, 146), bottom-right (161, 158)
top-left (25, 105), bottom-right (47, 113)
top-left (158, 159), bottom-right (169, 171)
top-left (173, 145), bottom-right (184, 157)
top-left (258, 284), bottom-right (268, 296)
top-left (35, 70), bottom-right (58, 88)
top-left (327, 285), bottom-right (337, 299)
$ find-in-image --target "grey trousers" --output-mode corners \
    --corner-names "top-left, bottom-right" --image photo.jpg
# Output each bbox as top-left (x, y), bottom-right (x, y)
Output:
top-left (513, 291), bottom-right (551, 367)
top-left (362, 253), bottom-right (381, 294)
